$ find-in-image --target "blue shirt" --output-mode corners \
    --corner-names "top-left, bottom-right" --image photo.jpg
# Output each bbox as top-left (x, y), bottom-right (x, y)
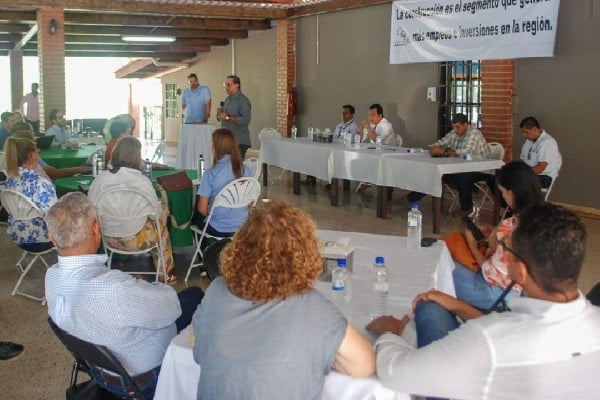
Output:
top-left (45, 124), bottom-right (69, 144)
top-left (46, 254), bottom-right (182, 375)
top-left (197, 155), bottom-right (251, 233)
top-left (182, 85), bottom-right (211, 123)
top-left (3, 167), bottom-right (57, 244)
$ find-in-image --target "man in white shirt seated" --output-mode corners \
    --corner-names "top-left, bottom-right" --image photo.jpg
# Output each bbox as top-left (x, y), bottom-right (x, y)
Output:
top-left (45, 192), bottom-right (204, 399)
top-left (360, 103), bottom-right (399, 146)
top-left (519, 116), bottom-right (562, 188)
top-left (45, 109), bottom-right (70, 145)
top-left (366, 203), bottom-right (600, 399)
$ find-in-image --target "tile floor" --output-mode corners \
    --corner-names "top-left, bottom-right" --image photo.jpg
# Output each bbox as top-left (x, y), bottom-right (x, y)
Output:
top-left (1, 144), bottom-right (599, 398)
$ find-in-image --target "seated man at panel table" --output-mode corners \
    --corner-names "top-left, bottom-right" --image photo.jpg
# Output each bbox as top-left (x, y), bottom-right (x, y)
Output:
top-left (366, 203), bottom-right (600, 399)
top-left (360, 103), bottom-right (399, 146)
top-left (45, 109), bottom-right (70, 145)
top-left (519, 116), bottom-right (562, 189)
top-left (45, 192), bottom-right (204, 399)
top-left (302, 104), bottom-right (360, 186)
top-left (407, 113), bottom-right (489, 216)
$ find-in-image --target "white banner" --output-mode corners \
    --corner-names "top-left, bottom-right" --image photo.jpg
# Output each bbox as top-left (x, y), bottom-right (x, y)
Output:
top-left (390, 0), bottom-right (560, 64)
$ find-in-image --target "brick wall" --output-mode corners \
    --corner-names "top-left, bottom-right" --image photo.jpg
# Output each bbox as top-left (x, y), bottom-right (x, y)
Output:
top-left (481, 59), bottom-right (515, 161)
top-left (276, 19), bottom-right (296, 137)
top-left (37, 9), bottom-right (66, 133)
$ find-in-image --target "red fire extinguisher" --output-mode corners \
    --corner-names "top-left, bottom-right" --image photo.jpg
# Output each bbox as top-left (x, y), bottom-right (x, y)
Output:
top-left (287, 87), bottom-right (297, 116)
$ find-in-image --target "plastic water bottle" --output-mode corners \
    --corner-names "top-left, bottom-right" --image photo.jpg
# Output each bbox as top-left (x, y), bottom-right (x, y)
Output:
top-left (332, 258), bottom-right (351, 314)
top-left (407, 203), bottom-right (422, 249)
top-left (144, 158), bottom-right (152, 179)
top-left (308, 124), bottom-right (314, 141)
top-left (369, 256), bottom-right (389, 319)
top-left (92, 153), bottom-right (99, 177)
top-left (291, 125), bottom-right (297, 140)
top-left (197, 154), bottom-right (205, 180)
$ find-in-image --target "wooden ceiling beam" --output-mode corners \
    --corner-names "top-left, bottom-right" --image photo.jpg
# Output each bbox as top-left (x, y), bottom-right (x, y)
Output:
top-left (8, 1), bottom-right (287, 19)
top-left (286, 0), bottom-right (391, 17)
top-left (64, 25), bottom-right (249, 39)
top-left (63, 43), bottom-right (212, 53)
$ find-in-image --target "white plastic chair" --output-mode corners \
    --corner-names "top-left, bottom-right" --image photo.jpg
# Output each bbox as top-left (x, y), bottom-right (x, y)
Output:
top-left (258, 128), bottom-right (286, 183)
top-left (243, 157), bottom-right (261, 181)
top-left (542, 176), bottom-right (557, 201)
top-left (95, 188), bottom-right (166, 281)
top-left (0, 188), bottom-right (56, 304)
top-left (445, 142), bottom-right (504, 215)
top-left (150, 141), bottom-right (166, 163)
top-left (185, 177), bottom-right (261, 284)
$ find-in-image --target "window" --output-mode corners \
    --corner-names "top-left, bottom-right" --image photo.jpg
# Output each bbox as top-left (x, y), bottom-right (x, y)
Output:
top-left (165, 83), bottom-right (179, 118)
top-left (437, 61), bottom-right (481, 138)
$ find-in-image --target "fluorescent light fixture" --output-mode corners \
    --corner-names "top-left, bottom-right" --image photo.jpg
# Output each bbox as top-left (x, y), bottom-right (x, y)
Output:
top-left (122, 35), bottom-right (176, 43)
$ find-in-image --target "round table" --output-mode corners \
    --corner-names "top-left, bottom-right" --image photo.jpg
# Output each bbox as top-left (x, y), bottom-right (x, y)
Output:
top-left (39, 144), bottom-right (105, 168)
top-left (53, 169), bottom-right (198, 247)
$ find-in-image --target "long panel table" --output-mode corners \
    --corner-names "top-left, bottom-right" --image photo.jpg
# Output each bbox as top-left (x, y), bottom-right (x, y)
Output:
top-left (154, 230), bottom-right (455, 400)
top-left (175, 123), bottom-right (215, 170)
top-left (260, 138), bottom-right (504, 233)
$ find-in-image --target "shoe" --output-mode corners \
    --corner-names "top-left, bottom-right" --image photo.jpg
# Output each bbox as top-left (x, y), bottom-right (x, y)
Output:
top-left (0, 342), bottom-right (24, 360)
top-left (166, 274), bottom-right (178, 285)
top-left (301, 177), bottom-right (317, 185)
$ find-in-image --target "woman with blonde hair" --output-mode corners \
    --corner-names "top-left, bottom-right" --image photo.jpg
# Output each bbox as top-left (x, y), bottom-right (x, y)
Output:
top-left (88, 136), bottom-right (176, 283)
top-left (193, 128), bottom-right (251, 236)
top-left (2, 131), bottom-right (57, 251)
top-left (192, 201), bottom-right (375, 399)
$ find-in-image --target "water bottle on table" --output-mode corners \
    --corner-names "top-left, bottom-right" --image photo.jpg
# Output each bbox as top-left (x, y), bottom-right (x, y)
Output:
top-left (197, 154), bottom-right (205, 180)
top-left (291, 125), bottom-right (297, 140)
top-left (332, 258), bottom-right (351, 316)
top-left (369, 256), bottom-right (389, 319)
top-left (144, 158), bottom-right (152, 179)
top-left (407, 203), bottom-right (422, 249)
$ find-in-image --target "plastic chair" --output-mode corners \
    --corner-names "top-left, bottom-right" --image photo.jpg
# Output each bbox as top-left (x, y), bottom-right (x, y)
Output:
top-left (150, 141), bottom-right (166, 163)
top-left (0, 188), bottom-right (56, 304)
top-left (243, 157), bottom-right (261, 181)
top-left (185, 177), bottom-right (261, 284)
top-left (542, 176), bottom-right (557, 201)
top-left (94, 187), bottom-right (166, 281)
top-left (48, 317), bottom-right (144, 400)
top-left (258, 128), bottom-right (285, 183)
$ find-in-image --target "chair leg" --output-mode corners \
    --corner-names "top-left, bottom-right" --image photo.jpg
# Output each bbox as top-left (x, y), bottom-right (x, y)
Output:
top-left (12, 252), bottom-right (46, 303)
top-left (185, 239), bottom-right (204, 285)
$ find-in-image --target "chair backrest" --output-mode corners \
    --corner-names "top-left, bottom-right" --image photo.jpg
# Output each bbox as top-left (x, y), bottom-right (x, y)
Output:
top-left (395, 134), bottom-right (403, 148)
top-left (203, 237), bottom-right (232, 281)
top-left (487, 142), bottom-right (505, 161)
top-left (94, 187), bottom-right (160, 238)
top-left (48, 317), bottom-right (144, 399)
top-left (243, 157), bottom-right (261, 181)
top-left (258, 128), bottom-right (282, 143)
top-left (201, 177), bottom-right (261, 239)
top-left (0, 188), bottom-right (46, 221)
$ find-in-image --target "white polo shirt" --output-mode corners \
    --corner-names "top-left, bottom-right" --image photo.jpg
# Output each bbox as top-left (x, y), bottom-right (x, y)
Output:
top-left (520, 130), bottom-right (562, 179)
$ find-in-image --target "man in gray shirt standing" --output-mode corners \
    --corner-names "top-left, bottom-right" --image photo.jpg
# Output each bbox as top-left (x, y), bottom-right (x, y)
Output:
top-left (216, 75), bottom-right (252, 159)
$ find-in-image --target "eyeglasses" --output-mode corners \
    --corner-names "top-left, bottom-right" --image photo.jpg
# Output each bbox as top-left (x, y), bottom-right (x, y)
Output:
top-left (498, 239), bottom-right (524, 262)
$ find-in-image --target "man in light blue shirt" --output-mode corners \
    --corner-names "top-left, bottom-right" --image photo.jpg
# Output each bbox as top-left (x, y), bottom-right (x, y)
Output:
top-left (45, 109), bottom-right (69, 144)
top-left (182, 73), bottom-right (212, 124)
top-left (45, 192), bottom-right (204, 399)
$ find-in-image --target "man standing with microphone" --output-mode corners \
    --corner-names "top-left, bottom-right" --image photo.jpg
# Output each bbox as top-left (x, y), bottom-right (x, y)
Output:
top-left (217, 75), bottom-right (252, 159)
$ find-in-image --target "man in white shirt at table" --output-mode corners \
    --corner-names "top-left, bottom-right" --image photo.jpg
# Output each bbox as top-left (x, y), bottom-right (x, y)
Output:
top-left (366, 203), bottom-right (600, 399)
top-left (519, 116), bottom-right (562, 189)
top-left (45, 109), bottom-right (70, 145)
top-left (360, 103), bottom-right (399, 146)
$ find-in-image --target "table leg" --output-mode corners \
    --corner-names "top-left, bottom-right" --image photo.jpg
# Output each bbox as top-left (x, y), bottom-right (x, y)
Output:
top-left (432, 196), bottom-right (442, 234)
top-left (376, 186), bottom-right (388, 218)
top-left (293, 172), bottom-right (301, 195)
top-left (342, 179), bottom-right (350, 191)
top-left (330, 178), bottom-right (339, 206)
top-left (262, 163), bottom-right (268, 187)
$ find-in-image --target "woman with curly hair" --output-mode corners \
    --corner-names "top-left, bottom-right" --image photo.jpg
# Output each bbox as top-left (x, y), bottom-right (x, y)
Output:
top-left (191, 201), bottom-right (375, 399)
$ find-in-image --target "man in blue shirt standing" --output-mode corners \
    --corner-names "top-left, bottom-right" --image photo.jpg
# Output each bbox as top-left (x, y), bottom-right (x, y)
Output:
top-left (182, 73), bottom-right (212, 124)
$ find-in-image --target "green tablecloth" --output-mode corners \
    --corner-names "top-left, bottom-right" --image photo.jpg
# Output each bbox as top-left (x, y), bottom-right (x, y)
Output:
top-left (39, 144), bottom-right (105, 168)
top-left (53, 169), bottom-right (198, 247)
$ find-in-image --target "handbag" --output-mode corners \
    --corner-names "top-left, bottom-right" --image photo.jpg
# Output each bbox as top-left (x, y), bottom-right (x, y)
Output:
top-left (156, 171), bottom-right (194, 230)
top-left (441, 231), bottom-right (482, 272)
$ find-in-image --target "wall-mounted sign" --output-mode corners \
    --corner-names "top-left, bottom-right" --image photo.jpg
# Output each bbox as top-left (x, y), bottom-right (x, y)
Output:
top-left (390, 0), bottom-right (560, 64)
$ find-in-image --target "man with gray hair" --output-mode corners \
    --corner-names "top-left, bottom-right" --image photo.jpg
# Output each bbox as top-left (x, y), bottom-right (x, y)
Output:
top-left (45, 192), bottom-right (203, 399)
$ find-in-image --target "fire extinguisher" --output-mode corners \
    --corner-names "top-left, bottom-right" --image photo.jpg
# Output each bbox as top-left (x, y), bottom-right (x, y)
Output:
top-left (287, 87), bottom-right (297, 116)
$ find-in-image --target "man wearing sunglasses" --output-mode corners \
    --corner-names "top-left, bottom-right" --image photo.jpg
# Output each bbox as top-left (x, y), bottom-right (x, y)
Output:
top-left (367, 203), bottom-right (600, 399)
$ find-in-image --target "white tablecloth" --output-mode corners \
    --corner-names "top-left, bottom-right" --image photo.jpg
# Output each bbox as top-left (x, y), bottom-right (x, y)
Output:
top-left (154, 230), bottom-right (455, 400)
top-left (261, 138), bottom-right (503, 197)
top-left (175, 124), bottom-right (215, 170)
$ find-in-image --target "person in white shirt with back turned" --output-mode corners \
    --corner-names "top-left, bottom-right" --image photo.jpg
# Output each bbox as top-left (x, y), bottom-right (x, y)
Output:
top-left (519, 116), bottom-right (562, 189)
top-left (366, 203), bottom-right (600, 400)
